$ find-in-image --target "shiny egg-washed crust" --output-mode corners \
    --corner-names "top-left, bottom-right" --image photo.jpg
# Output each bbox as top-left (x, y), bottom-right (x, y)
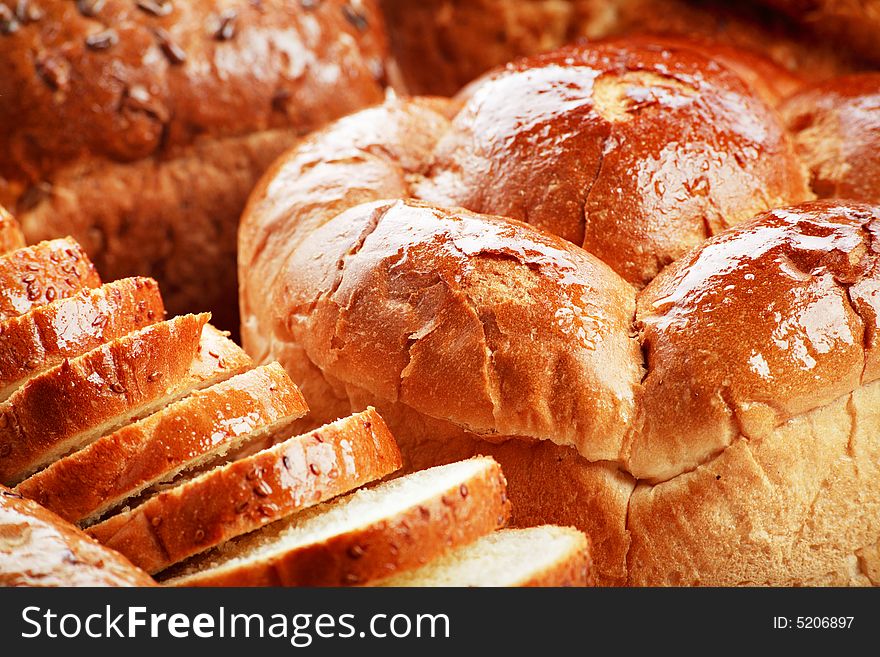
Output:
top-left (1, 0), bottom-right (390, 328)
top-left (17, 363), bottom-right (307, 526)
top-left (754, 0), bottom-right (880, 66)
top-left (417, 40), bottom-right (812, 286)
top-left (0, 486), bottom-right (154, 587)
top-left (0, 206), bottom-right (24, 254)
top-left (0, 238), bottom-right (101, 322)
top-left (380, 0), bottom-right (859, 97)
top-left (88, 408), bottom-right (403, 574)
top-left (240, 62), bottom-right (880, 584)
top-left (163, 456), bottom-right (511, 587)
top-left (0, 277), bottom-right (165, 402)
top-left (0, 313), bottom-right (209, 485)
top-left (780, 73), bottom-right (880, 204)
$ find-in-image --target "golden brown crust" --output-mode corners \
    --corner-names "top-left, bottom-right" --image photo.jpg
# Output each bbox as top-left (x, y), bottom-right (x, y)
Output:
top-left (0, 486), bottom-right (155, 587)
top-left (17, 363), bottom-right (307, 525)
top-left (780, 73), bottom-right (880, 204)
top-left (88, 408), bottom-right (403, 574)
top-left (165, 456), bottom-right (510, 587)
top-left (519, 528), bottom-right (593, 587)
top-left (0, 277), bottom-right (165, 402)
top-left (0, 313), bottom-right (209, 485)
top-left (0, 238), bottom-right (101, 322)
top-left (418, 40), bottom-right (812, 285)
top-left (0, 205), bottom-right (24, 254)
top-left (632, 201), bottom-right (880, 481)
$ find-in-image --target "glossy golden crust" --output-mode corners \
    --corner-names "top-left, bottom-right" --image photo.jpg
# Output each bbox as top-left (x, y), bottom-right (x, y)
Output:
top-left (0, 238), bottom-right (101, 322)
top-left (418, 40), bottom-right (811, 285)
top-left (88, 408), bottom-right (403, 574)
top-left (0, 313), bottom-right (209, 485)
top-left (17, 363), bottom-right (307, 525)
top-left (781, 74), bottom-right (880, 204)
top-left (0, 277), bottom-right (165, 402)
top-left (0, 206), bottom-right (24, 254)
top-left (164, 457), bottom-right (511, 587)
top-left (0, 486), bottom-right (155, 587)
top-left (632, 201), bottom-right (880, 481)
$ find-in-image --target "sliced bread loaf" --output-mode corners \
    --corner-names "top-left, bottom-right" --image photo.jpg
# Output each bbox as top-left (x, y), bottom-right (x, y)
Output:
top-left (375, 526), bottom-right (593, 587)
top-left (88, 408), bottom-right (403, 574)
top-left (17, 363), bottom-right (307, 526)
top-left (0, 207), bottom-right (24, 254)
top-left (0, 238), bottom-right (101, 321)
top-left (0, 277), bottom-right (165, 402)
top-left (164, 456), bottom-right (510, 587)
top-left (0, 314), bottom-right (254, 485)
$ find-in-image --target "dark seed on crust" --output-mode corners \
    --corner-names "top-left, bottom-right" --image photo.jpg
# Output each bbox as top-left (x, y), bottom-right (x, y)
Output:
top-left (76, 0), bottom-right (106, 17)
top-left (151, 516), bottom-right (162, 527)
top-left (0, 6), bottom-right (18, 35)
top-left (36, 56), bottom-right (70, 91)
top-left (282, 455), bottom-right (291, 470)
top-left (136, 0), bottom-right (173, 17)
top-left (254, 480), bottom-right (272, 497)
top-left (110, 383), bottom-right (126, 394)
top-left (347, 544), bottom-right (365, 559)
top-left (153, 27), bottom-right (186, 65)
top-left (194, 529), bottom-right (205, 542)
top-left (342, 4), bottom-right (368, 31)
top-left (147, 371), bottom-right (161, 382)
top-left (460, 484), bottom-right (469, 498)
top-left (15, 1), bottom-right (43, 23)
top-left (214, 10), bottom-right (237, 41)
top-left (85, 28), bottom-right (118, 51)
top-left (309, 463), bottom-right (321, 475)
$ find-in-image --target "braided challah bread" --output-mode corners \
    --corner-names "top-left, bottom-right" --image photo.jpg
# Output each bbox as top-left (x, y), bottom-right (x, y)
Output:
top-left (239, 39), bottom-right (880, 585)
top-left (0, 0), bottom-right (392, 331)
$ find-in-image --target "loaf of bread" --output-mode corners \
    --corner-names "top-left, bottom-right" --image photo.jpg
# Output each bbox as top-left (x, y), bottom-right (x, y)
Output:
top-left (0, 0), bottom-right (392, 330)
top-left (1, 485), bottom-right (154, 587)
top-left (239, 38), bottom-right (880, 586)
top-left (781, 73), bottom-right (880, 203)
top-left (380, 0), bottom-right (860, 96)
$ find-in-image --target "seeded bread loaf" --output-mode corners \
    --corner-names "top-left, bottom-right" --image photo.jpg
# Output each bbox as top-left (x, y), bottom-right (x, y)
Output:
top-left (0, 486), bottom-right (155, 587)
top-left (88, 408), bottom-right (403, 574)
top-left (0, 0), bottom-right (392, 330)
top-left (17, 363), bottom-right (307, 526)
top-left (376, 526), bottom-right (592, 587)
top-left (164, 457), bottom-right (510, 587)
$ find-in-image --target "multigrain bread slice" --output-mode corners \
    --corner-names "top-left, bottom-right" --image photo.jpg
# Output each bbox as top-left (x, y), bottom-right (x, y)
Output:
top-left (0, 206), bottom-right (24, 254)
top-left (0, 314), bottom-right (253, 485)
top-left (88, 408), bottom-right (403, 574)
top-left (376, 526), bottom-right (593, 587)
top-left (0, 238), bottom-right (101, 321)
top-left (0, 486), bottom-right (155, 587)
top-left (17, 363), bottom-right (308, 526)
top-left (164, 457), bottom-right (510, 587)
top-left (0, 277), bottom-right (165, 402)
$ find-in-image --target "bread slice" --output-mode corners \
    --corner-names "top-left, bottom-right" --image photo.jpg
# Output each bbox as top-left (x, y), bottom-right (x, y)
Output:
top-left (375, 526), bottom-right (593, 587)
top-left (88, 408), bottom-right (403, 574)
top-left (17, 363), bottom-right (308, 526)
top-left (164, 456), bottom-right (510, 587)
top-left (0, 206), bottom-right (24, 254)
top-left (0, 277), bottom-right (165, 402)
top-left (1, 486), bottom-right (156, 587)
top-left (0, 238), bottom-right (101, 321)
top-left (0, 315), bottom-right (253, 485)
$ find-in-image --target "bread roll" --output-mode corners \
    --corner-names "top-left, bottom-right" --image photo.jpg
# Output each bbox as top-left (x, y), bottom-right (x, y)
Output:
top-left (380, 0), bottom-right (857, 96)
top-left (0, 0), bottom-right (391, 330)
top-left (781, 73), bottom-right (880, 203)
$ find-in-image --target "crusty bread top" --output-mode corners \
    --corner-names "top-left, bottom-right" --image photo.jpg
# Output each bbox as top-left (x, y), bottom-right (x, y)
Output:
top-left (0, 238), bottom-right (101, 321)
top-left (0, 0), bottom-right (389, 183)
top-left (631, 200), bottom-right (880, 480)
top-left (17, 362), bottom-right (307, 525)
top-left (0, 205), bottom-right (24, 254)
top-left (0, 486), bottom-right (154, 587)
top-left (0, 277), bottom-right (165, 402)
top-left (781, 73), bottom-right (880, 204)
top-left (0, 313), bottom-right (209, 485)
top-left (376, 525), bottom-right (592, 587)
top-left (278, 199), bottom-right (642, 462)
top-left (417, 39), bottom-right (811, 286)
top-left (163, 456), bottom-right (510, 587)
top-left (88, 408), bottom-right (403, 574)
